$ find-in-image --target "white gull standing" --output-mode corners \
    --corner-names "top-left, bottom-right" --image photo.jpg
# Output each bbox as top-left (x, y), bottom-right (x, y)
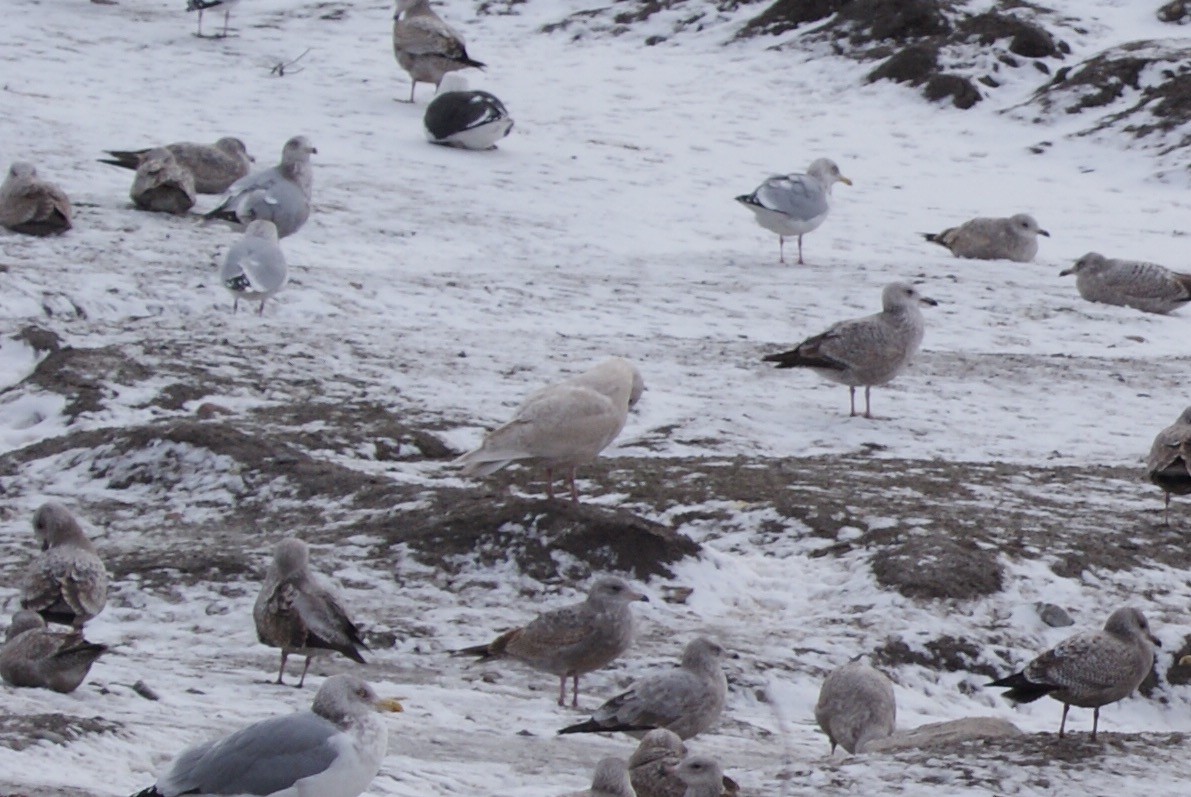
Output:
top-left (1146, 406), bottom-right (1191, 525)
top-left (220, 220), bottom-right (288, 315)
top-left (814, 657), bottom-right (896, 754)
top-left (735, 158), bottom-right (851, 264)
top-left (922, 213), bottom-right (1049, 262)
top-left (21, 502), bottom-right (109, 629)
top-left (392, 0), bottom-right (485, 103)
top-left (204, 135), bottom-right (316, 239)
top-left (424, 74), bottom-right (514, 150)
top-left (1061, 252), bottom-right (1191, 315)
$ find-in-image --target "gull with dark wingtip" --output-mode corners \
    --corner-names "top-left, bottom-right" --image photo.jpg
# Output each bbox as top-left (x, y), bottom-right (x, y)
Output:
top-left (735, 158), bottom-right (851, 264)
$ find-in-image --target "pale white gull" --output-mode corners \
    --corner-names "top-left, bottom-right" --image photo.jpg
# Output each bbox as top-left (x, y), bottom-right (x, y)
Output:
top-left (220, 219), bottom-right (288, 315)
top-left (922, 213), bottom-right (1048, 262)
top-left (393, 0), bottom-right (485, 103)
top-left (0, 162), bottom-right (72, 236)
top-left (0, 610), bottom-right (108, 693)
top-left (100, 137), bottom-right (252, 194)
top-left (564, 757), bottom-right (636, 797)
top-left (204, 135), bottom-right (315, 238)
top-left (814, 657), bottom-right (896, 754)
top-left (424, 74), bottom-right (514, 150)
top-left (1146, 406), bottom-right (1191, 526)
top-left (1061, 252), bottom-right (1191, 315)
top-left (130, 148), bottom-right (196, 215)
top-left (21, 502), bottom-right (109, 628)
top-left (735, 158), bottom-right (851, 264)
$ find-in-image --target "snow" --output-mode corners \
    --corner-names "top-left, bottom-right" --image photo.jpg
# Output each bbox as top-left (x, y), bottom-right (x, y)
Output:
top-left (2, 0), bottom-right (1191, 795)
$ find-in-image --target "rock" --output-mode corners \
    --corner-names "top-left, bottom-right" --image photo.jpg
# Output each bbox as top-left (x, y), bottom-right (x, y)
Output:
top-left (924, 73), bottom-right (982, 108)
top-left (867, 44), bottom-right (938, 85)
top-left (873, 634), bottom-right (1000, 678)
top-left (1157, 1), bottom-right (1190, 24)
top-left (1035, 602), bottom-right (1074, 627)
top-left (864, 717), bottom-right (1024, 752)
top-left (870, 533), bottom-right (1003, 600)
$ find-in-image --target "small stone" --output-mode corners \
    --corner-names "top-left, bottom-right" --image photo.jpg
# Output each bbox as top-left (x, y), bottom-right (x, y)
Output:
top-left (1036, 602), bottom-right (1074, 627)
top-left (132, 680), bottom-right (161, 701)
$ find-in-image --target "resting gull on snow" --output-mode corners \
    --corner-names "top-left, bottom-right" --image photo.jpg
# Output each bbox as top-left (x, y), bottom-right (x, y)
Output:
top-left (0, 162), bottom-right (72, 236)
top-left (763, 282), bottom-right (936, 419)
top-left (254, 538), bottom-right (369, 687)
top-left (454, 357), bottom-right (645, 502)
top-left (922, 213), bottom-right (1048, 262)
top-left (101, 137), bottom-right (252, 194)
top-left (424, 74), bottom-right (514, 150)
top-left (628, 729), bottom-right (739, 797)
top-left (986, 606), bottom-right (1159, 739)
top-left (735, 158), bottom-right (851, 264)
top-left (204, 135), bottom-right (315, 239)
top-left (814, 657), bottom-right (896, 754)
top-left (130, 148), bottom-right (196, 215)
top-left (558, 637), bottom-right (729, 740)
top-left (220, 219), bottom-right (288, 315)
top-left (392, 0), bottom-right (485, 103)
top-left (454, 576), bottom-right (648, 706)
top-left (1146, 406), bottom-right (1191, 526)
top-left (0, 610), bottom-right (108, 693)
top-left (129, 674), bottom-right (403, 797)
top-left (1061, 252), bottom-right (1191, 315)
top-left (21, 502), bottom-right (109, 628)
top-left (564, 757), bottom-right (636, 797)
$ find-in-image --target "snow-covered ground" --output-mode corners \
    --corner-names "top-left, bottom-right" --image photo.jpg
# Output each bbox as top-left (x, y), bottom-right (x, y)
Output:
top-left (1, 0), bottom-right (1190, 795)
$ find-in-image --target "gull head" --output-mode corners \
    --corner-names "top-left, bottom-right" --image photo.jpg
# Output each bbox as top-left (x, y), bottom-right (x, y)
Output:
top-left (675, 756), bottom-right (725, 790)
top-left (5, 162), bottom-right (38, 184)
top-left (806, 158), bottom-right (852, 189)
top-left (1059, 251), bottom-right (1106, 277)
top-left (272, 537), bottom-right (310, 575)
top-left (32, 501), bottom-right (88, 550)
top-left (1010, 212), bottom-right (1048, 238)
top-left (282, 136), bottom-right (318, 162)
top-left (244, 219), bottom-right (280, 243)
top-left (6, 610), bottom-right (46, 642)
top-left (589, 575), bottom-right (649, 605)
top-left (882, 281), bottom-right (938, 311)
top-left (1104, 607), bottom-right (1160, 648)
top-left (216, 137), bottom-right (254, 163)
top-left (313, 674), bottom-right (404, 726)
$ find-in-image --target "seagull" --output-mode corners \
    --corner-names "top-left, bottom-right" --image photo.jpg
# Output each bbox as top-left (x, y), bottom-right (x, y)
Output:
top-left (814, 657), bottom-right (896, 754)
top-left (735, 158), bottom-right (851, 264)
top-left (100, 138), bottom-right (252, 194)
top-left (986, 607), bottom-right (1159, 739)
top-left (392, 0), bottom-right (485, 103)
top-left (454, 358), bottom-right (645, 502)
top-left (130, 148), bottom-right (196, 215)
top-left (220, 220), bottom-right (288, 315)
top-left (1060, 252), bottom-right (1191, 315)
top-left (185, 0), bottom-right (240, 38)
top-left (0, 611), bottom-right (108, 693)
top-left (204, 136), bottom-right (315, 239)
top-left (21, 502), bottom-right (109, 629)
top-left (763, 282), bottom-right (936, 419)
top-left (1146, 406), bottom-right (1191, 525)
top-left (253, 538), bottom-right (369, 687)
top-left (628, 729), bottom-right (739, 797)
top-left (453, 576), bottom-right (648, 706)
top-left (922, 213), bottom-right (1049, 262)
top-left (424, 74), bottom-right (514, 150)
top-left (129, 674), bottom-right (403, 797)
top-left (674, 757), bottom-right (727, 797)
top-left (565, 758), bottom-right (636, 797)
top-left (0, 162), bottom-right (72, 236)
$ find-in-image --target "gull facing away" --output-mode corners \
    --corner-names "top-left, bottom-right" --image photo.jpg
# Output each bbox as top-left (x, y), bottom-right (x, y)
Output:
top-left (558, 637), bottom-right (729, 740)
top-left (922, 213), bottom-right (1049, 262)
top-left (220, 220), bottom-right (288, 315)
top-left (1061, 252), bottom-right (1191, 315)
top-left (204, 135), bottom-right (316, 239)
top-left (130, 148), bottom-right (196, 215)
top-left (763, 282), bottom-right (936, 419)
top-left (100, 137), bottom-right (252, 194)
top-left (0, 162), bottom-right (72, 236)
top-left (453, 576), bottom-right (648, 706)
top-left (986, 607), bottom-right (1160, 739)
top-left (564, 758), bottom-right (636, 797)
top-left (0, 610), bottom-right (108, 693)
top-left (735, 158), bottom-right (851, 264)
top-left (185, 0), bottom-right (240, 38)
top-left (1146, 406), bottom-right (1191, 526)
top-left (424, 74), bottom-right (514, 150)
top-left (674, 756), bottom-right (727, 797)
top-left (21, 502), bottom-right (109, 629)
top-left (814, 658), bottom-right (896, 754)
top-left (454, 357), bottom-right (645, 502)
top-left (253, 538), bottom-right (369, 687)
top-left (393, 0), bottom-right (486, 103)
top-left (628, 729), bottom-right (739, 797)
top-left (129, 674), bottom-right (403, 797)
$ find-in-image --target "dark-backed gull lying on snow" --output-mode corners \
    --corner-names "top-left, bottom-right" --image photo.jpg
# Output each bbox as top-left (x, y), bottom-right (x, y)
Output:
top-left (424, 74), bottom-right (513, 150)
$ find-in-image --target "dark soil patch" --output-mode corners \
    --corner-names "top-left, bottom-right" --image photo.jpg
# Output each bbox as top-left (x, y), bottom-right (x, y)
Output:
top-left (870, 534), bottom-right (1003, 600)
top-left (0, 713), bottom-right (120, 751)
top-left (874, 634), bottom-right (999, 678)
top-left (25, 345), bottom-right (152, 418)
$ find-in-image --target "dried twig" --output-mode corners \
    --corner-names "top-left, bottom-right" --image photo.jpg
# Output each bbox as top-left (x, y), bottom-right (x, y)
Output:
top-left (270, 48), bottom-right (311, 77)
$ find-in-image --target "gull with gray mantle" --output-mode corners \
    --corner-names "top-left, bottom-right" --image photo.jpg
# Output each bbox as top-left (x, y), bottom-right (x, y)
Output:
top-left (735, 158), bottom-right (851, 264)
top-left (815, 657), bottom-right (896, 754)
top-left (254, 538), bottom-right (369, 687)
top-left (1146, 406), bottom-right (1191, 525)
top-left (563, 758), bottom-right (636, 797)
top-left (129, 674), bottom-right (403, 797)
top-left (129, 148), bottom-right (196, 215)
top-left (424, 74), bottom-right (514, 150)
top-left (1061, 252), bottom-right (1191, 315)
top-left (454, 357), bottom-right (645, 502)
top-left (922, 213), bottom-right (1048, 262)
top-left (628, 729), bottom-right (739, 797)
top-left (392, 0), bottom-right (485, 103)
top-left (763, 282), bottom-right (936, 419)
top-left (0, 162), bottom-right (72, 236)
top-left (0, 610), bottom-right (108, 693)
top-left (220, 220), bottom-right (288, 315)
top-left (558, 637), bottom-right (729, 740)
top-left (100, 137), bottom-right (252, 194)
top-left (454, 576), bottom-right (648, 706)
top-left (204, 135), bottom-right (316, 238)
top-left (986, 606), bottom-right (1160, 739)
top-left (21, 502), bottom-right (109, 629)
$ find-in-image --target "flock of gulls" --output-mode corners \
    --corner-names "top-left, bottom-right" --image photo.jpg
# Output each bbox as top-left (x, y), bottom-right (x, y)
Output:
top-left (4, 0), bottom-right (1191, 795)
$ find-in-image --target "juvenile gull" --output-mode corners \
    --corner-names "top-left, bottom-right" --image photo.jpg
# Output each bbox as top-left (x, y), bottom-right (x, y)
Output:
top-left (0, 610), bottom-right (108, 693)
top-left (1146, 406), bottom-right (1191, 525)
top-left (185, 0), bottom-right (240, 38)
top-left (735, 158), bottom-right (851, 264)
top-left (101, 137), bottom-right (252, 194)
top-left (1060, 252), bottom-right (1191, 315)
top-left (986, 606), bottom-right (1159, 739)
top-left (922, 213), bottom-right (1049, 262)
top-left (628, 729), bottom-right (739, 797)
top-left (454, 357), bottom-right (645, 502)
top-left (393, 0), bottom-right (486, 103)
top-left (424, 74), bottom-right (514, 150)
top-left (763, 282), bottom-right (936, 419)
top-left (0, 162), bottom-right (72, 236)
top-left (565, 758), bottom-right (636, 797)
top-left (558, 637), bottom-right (729, 740)
top-left (21, 502), bottom-right (109, 629)
top-left (814, 658), bottom-right (896, 754)
top-left (220, 220), bottom-right (288, 315)
top-left (130, 148), bottom-right (196, 215)
top-left (204, 135), bottom-right (315, 239)
top-left (253, 538), bottom-right (369, 687)
top-left (674, 756), bottom-right (726, 797)
top-left (454, 576), bottom-right (648, 706)
top-left (129, 674), bottom-right (403, 797)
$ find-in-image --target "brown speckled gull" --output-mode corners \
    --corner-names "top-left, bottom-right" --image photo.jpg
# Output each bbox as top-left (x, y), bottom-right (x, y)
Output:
top-left (1061, 252), bottom-right (1191, 315)
top-left (21, 502), bottom-right (108, 628)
